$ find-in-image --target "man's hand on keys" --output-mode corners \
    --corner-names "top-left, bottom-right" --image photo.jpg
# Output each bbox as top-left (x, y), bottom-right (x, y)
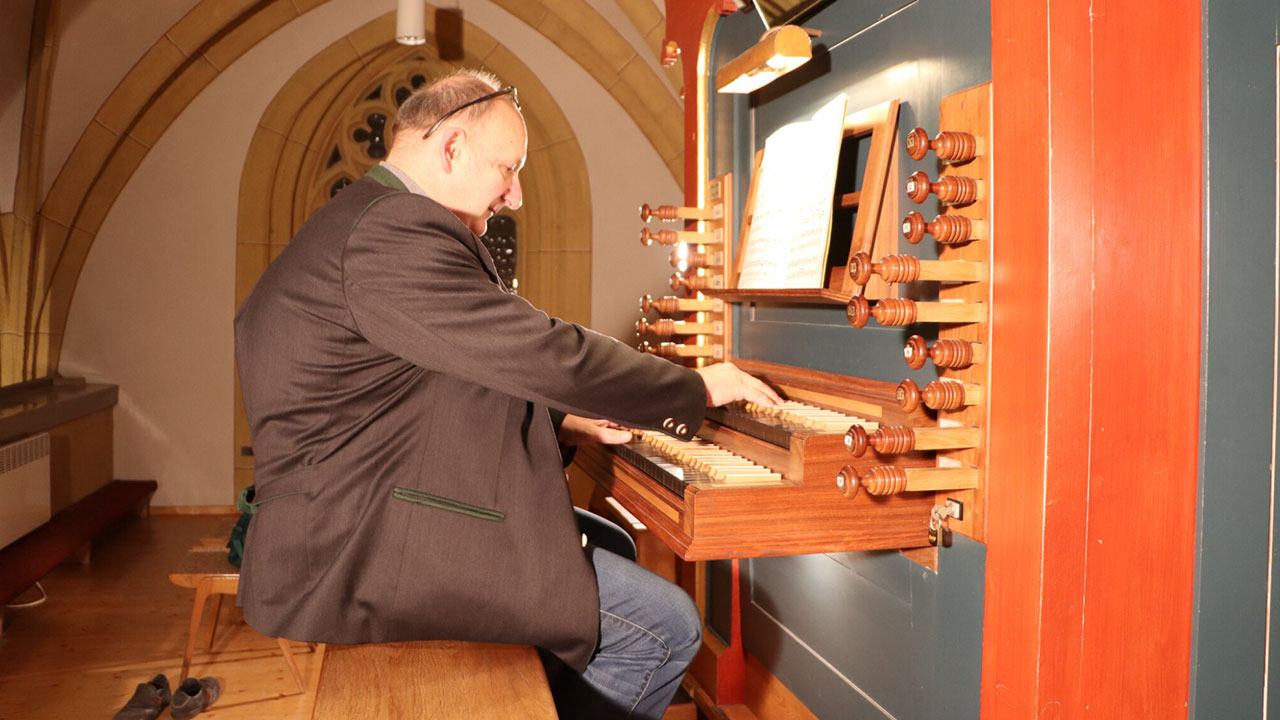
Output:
top-left (695, 363), bottom-right (783, 408)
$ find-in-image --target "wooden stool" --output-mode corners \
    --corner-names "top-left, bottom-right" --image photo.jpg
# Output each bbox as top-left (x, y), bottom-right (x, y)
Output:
top-left (311, 641), bottom-right (557, 719)
top-left (168, 548), bottom-right (306, 692)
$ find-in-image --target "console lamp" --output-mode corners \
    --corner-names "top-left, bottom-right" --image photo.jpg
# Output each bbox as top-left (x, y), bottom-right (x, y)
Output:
top-left (715, 25), bottom-right (813, 94)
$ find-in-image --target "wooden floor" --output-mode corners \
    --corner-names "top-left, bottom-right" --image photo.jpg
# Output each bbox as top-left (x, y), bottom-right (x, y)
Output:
top-left (0, 512), bottom-right (321, 720)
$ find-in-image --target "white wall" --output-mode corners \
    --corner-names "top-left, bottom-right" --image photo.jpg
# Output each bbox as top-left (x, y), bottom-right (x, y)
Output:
top-left (42, 0), bottom-right (201, 199)
top-left (58, 0), bottom-right (677, 505)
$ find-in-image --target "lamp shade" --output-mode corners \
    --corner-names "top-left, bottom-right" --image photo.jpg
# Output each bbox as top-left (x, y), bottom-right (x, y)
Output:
top-left (396, 0), bottom-right (426, 45)
top-left (716, 25), bottom-right (812, 94)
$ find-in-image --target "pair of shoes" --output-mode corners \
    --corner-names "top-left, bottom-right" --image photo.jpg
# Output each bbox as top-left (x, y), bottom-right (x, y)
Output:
top-left (112, 674), bottom-right (170, 720)
top-left (171, 677), bottom-right (221, 720)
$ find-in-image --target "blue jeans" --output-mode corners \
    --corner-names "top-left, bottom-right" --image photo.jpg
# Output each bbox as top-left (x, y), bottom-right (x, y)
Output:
top-left (541, 545), bottom-right (702, 719)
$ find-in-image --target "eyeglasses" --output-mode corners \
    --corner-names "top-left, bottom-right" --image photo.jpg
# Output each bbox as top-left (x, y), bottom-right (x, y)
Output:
top-left (421, 87), bottom-right (520, 140)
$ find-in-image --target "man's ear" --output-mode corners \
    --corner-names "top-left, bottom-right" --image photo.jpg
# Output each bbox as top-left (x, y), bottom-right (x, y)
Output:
top-left (438, 127), bottom-right (466, 173)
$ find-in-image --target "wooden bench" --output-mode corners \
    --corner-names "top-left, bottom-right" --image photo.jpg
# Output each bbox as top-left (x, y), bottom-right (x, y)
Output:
top-left (0, 478), bottom-right (156, 633)
top-left (311, 641), bottom-right (557, 719)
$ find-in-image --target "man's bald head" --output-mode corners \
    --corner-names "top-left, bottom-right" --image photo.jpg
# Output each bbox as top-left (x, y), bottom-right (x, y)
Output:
top-left (391, 69), bottom-right (514, 145)
top-left (386, 68), bottom-right (527, 237)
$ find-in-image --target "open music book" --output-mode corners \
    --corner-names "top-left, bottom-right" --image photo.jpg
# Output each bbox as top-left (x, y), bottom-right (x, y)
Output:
top-left (737, 93), bottom-right (849, 289)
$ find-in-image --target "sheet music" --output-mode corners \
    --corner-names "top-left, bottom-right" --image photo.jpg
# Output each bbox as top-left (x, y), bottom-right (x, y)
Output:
top-left (738, 94), bottom-right (849, 289)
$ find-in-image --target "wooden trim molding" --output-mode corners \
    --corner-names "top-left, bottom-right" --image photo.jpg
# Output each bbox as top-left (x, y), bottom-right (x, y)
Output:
top-left (983, 0), bottom-right (1202, 715)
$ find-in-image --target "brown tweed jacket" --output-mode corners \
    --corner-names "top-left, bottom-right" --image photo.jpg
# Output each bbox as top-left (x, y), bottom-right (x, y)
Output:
top-left (233, 167), bottom-right (705, 671)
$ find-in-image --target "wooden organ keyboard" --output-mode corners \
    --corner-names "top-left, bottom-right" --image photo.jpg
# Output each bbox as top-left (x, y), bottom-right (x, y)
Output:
top-left (575, 359), bottom-right (939, 560)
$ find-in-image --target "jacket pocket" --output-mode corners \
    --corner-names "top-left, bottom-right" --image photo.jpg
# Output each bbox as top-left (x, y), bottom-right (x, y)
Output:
top-left (391, 486), bottom-right (505, 522)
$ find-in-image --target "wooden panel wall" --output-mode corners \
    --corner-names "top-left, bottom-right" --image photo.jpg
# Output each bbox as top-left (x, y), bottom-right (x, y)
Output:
top-left (984, 0), bottom-right (1201, 716)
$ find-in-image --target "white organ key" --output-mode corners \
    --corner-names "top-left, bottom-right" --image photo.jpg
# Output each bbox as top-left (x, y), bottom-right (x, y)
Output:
top-left (633, 430), bottom-right (783, 485)
top-left (742, 400), bottom-right (878, 433)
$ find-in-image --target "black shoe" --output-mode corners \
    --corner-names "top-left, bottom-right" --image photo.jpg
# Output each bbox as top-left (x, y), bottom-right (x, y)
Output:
top-left (112, 674), bottom-right (170, 720)
top-left (170, 676), bottom-right (220, 720)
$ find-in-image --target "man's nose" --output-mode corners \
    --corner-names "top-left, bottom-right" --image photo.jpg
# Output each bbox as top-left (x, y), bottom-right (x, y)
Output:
top-left (503, 175), bottom-right (523, 210)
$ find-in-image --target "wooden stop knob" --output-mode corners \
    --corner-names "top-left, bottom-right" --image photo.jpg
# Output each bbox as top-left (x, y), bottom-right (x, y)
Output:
top-left (860, 466), bottom-right (910, 496)
top-left (848, 252), bottom-right (873, 285)
top-left (871, 425), bottom-right (916, 455)
top-left (845, 296), bottom-right (871, 328)
top-left (672, 248), bottom-right (713, 270)
top-left (836, 465), bottom-right (860, 499)
top-left (921, 380), bottom-right (966, 410)
top-left (902, 211), bottom-right (927, 244)
top-left (906, 127), bottom-right (980, 163)
top-left (871, 298), bottom-right (918, 326)
top-left (902, 212), bottom-right (978, 245)
top-left (637, 318), bottom-right (675, 336)
top-left (876, 254), bottom-right (922, 283)
top-left (930, 215), bottom-right (977, 245)
top-left (905, 127), bottom-right (931, 161)
top-left (905, 171), bottom-right (933, 204)
top-left (844, 425), bottom-right (870, 457)
top-left (906, 171), bottom-right (980, 206)
top-left (641, 228), bottom-right (679, 246)
top-left (896, 379), bottom-right (922, 412)
top-left (671, 273), bottom-right (715, 292)
top-left (935, 175), bottom-right (979, 204)
top-left (849, 252), bottom-right (921, 284)
top-left (639, 203), bottom-right (675, 222)
top-left (640, 294), bottom-right (657, 313)
top-left (931, 131), bottom-right (980, 163)
top-left (904, 335), bottom-right (929, 369)
top-left (930, 338), bottom-right (975, 368)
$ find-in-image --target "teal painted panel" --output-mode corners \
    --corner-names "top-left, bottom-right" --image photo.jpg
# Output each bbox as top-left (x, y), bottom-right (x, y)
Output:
top-left (1195, 2), bottom-right (1279, 719)
top-left (744, 537), bottom-right (985, 719)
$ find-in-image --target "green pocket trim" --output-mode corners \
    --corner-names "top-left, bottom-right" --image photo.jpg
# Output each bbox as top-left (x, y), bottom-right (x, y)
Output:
top-left (237, 485), bottom-right (308, 515)
top-left (392, 487), bottom-right (505, 522)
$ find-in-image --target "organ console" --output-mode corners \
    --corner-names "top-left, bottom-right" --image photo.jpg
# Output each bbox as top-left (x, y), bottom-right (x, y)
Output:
top-left (584, 86), bottom-right (997, 562)
top-left (570, 9), bottom-right (1010, 710)
top-left (575, 359), bottom-right (937, 559)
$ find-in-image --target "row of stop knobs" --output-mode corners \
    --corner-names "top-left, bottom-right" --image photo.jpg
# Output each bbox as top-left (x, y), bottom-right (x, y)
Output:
top-left (834, 126), bottom-right (988, 503)
top-left (833, 423), bottom-right (981, 498)
top-left (636, 204), bottom-right (725, 357)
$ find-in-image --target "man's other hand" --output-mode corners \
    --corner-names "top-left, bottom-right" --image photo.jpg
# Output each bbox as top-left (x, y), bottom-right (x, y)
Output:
top-left (695, 362), bottom-right (783, 407)
top-left (558, 414), bottom-right (633, 446)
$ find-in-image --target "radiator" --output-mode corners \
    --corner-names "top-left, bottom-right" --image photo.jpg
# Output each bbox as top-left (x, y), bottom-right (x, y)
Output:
top-left (0, 433), bottom-right (51, 548)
